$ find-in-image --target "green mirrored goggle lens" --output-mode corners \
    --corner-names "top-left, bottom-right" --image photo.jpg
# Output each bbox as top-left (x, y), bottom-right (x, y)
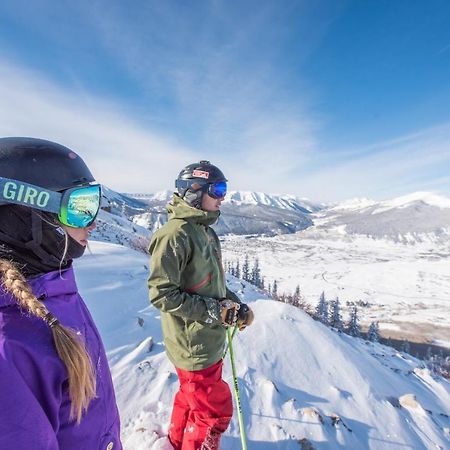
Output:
top-left (58, 185), bottom-right (101, 228)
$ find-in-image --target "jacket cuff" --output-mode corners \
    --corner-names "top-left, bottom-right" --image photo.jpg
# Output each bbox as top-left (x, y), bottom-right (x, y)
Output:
top-left (203, 297), bottom-right (221, 324)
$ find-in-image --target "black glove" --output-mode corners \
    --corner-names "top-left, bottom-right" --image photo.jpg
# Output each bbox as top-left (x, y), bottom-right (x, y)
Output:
top-left (236, 303), bottom-right (254, 330)
top-left (219, 299), bottom-right (240, 327)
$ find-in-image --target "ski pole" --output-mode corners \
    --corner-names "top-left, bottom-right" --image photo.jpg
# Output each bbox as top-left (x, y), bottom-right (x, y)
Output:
top-left (223, 325), bottom-right (238, 358)
top-left (227, 327), bottom-right (248, 450)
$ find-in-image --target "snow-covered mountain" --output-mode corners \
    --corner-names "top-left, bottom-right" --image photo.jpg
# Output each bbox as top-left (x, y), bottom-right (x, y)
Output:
top-left (107, 188), bottom-right (450, 243)
top-left (127, 190), bottom-right (321, 236)
top-left (76, 242), bottom-right (450, 450)
top-left (317, 192), bottom-right (450, 244)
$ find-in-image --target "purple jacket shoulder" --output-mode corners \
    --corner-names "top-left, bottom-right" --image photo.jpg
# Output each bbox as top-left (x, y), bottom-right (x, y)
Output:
top-left (0, 267), bottom-right (122, 450)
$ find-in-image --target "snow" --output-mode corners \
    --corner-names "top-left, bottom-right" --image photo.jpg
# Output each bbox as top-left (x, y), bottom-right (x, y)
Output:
top-left (75, 241), bottom-right (450, 450)
top-left (372, 192), bottom-right (450, 214)
top-left (224, 191), bottom-right (322, 213)
top-left (221, 230), bottom-right (450, 347)
top-left (330, 192), bottom-right (450, 214)
top-left (328, 198), bottom-right (377, 212)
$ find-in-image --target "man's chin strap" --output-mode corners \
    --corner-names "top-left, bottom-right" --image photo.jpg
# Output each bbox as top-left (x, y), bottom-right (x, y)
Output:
top-left (183, 189), bottom-right (205, 209)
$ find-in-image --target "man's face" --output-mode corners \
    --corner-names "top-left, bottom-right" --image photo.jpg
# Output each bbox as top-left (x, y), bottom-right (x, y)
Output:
top-left (201, 192), bottom-right (224, 212)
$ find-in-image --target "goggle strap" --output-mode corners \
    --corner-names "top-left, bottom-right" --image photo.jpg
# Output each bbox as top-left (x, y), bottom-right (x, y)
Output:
top-left (0, 177), bottom-right (61, 213)
top-left (176, 179), bottom-right (207, 190)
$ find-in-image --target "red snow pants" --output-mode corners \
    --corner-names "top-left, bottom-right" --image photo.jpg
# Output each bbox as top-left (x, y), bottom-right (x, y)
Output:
top-left (168, 359), bottom-right (233, 450)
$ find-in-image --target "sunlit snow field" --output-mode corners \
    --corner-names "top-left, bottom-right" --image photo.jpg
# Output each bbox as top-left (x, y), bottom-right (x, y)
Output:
top-left (221, 227), bottom-right (450, 348)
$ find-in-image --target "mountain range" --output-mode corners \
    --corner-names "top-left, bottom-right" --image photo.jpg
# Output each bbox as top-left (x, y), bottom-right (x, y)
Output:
top-left (97, 187), bottom-right (450, 244)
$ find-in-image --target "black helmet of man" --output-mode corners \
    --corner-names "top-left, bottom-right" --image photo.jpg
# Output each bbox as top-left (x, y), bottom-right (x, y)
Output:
top-left (176, 160), bottom-right (227, 209)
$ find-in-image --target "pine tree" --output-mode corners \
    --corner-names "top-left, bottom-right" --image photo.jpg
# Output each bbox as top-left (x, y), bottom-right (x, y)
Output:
top-left (329, 297), bottom-right (343, 331)
top-left (267, 282), bottom-right (272, 296)
top-left (346, 306), bottom-right (361, 337)
top-left (242, 254), bottom-right (250, 282)
top-left (291, 285), bottom-right (301, 308)
top-left (251, 257), bottom-right (262, 288)
top-left (229, 261), bottom-right (235, 277)
top-left (235, 260), bottom-right (241, 279)
top-left (401, 340), bottom-right (410, 354)
top-left (367, 322), bottom-right (380, 342)
top-left (315, 291), bottom-right (328, 324)
top-left (272, 279), bottom-right (278, 299)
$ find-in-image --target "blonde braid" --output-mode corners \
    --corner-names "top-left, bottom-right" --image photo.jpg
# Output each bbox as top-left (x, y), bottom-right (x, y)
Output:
top-left (0, 259), bottom-right (96, 423)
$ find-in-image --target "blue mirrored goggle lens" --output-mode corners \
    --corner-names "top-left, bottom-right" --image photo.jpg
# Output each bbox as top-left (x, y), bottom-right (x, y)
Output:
top-left (59, 185), bottom-right (101, 228)
top-left (209, 181), bottom-right (227, 199)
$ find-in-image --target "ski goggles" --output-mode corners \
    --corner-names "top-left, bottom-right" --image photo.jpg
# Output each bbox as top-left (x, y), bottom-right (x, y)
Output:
top-left (0, 177), bottom-right (101, 228)
top-left (176, 179), bottom-right (227, 199)
top-left (207, 181), bottom-right (227, 199)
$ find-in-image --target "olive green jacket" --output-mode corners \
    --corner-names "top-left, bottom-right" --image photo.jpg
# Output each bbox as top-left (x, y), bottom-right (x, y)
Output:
top-left (148, 194), bottom-right (240, 371)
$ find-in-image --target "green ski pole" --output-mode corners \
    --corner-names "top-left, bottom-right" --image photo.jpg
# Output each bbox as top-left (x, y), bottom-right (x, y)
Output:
top-left (227, 327), bottom-right (248, 450)
top-left (223, 325), bottom-right (238, 358)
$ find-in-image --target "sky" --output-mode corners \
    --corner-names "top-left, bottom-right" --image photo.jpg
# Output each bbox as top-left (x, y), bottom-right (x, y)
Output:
top-left (0, 0), bottom-right (449, 202)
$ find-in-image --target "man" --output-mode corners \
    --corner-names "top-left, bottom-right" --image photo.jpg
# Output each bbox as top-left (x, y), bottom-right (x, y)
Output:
top-left (148, 161), bottom-right (254, 450)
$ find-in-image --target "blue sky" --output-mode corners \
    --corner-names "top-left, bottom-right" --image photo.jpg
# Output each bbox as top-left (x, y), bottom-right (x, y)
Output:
top-left (0, 0), bottom-right (449, 201)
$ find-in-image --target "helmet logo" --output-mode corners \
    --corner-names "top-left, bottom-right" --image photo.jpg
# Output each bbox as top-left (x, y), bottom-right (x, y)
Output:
top-left (192, 169), bottom-right (209, 179)
top-left (2, 181), bottom-right (50, 208)
top-left (68, 152), bottom-right (78, 160)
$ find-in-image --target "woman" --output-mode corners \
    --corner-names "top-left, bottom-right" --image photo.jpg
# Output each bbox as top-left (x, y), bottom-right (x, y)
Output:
top-left (0, 137), bottom-right (121, 450)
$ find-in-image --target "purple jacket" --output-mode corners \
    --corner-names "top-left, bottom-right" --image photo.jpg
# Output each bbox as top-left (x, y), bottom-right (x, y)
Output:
top-left (0, 267), bottom-right (122, 450)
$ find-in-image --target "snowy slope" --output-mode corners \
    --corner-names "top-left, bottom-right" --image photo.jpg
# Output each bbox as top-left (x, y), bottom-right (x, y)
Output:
top-left (90, 209), bottom-right (151, 252)
top-left (75, 241), bottom-right (450, 450)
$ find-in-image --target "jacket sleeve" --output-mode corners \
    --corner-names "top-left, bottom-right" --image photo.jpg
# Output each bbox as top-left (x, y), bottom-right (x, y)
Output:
top-left (0, 343), bottom-right (59, 450)
top-left (148, 228), bottom-right (222, 324)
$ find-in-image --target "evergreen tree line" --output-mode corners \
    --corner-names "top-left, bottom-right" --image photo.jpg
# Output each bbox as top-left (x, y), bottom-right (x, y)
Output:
top-left (225, 254), bottom-right (265, 290)
top-left (425, 349), bottom-right (450, 379)
top-left (314, 291), bottom-right (450, 379)
top-left (225, 255), bottom-right (305, 308)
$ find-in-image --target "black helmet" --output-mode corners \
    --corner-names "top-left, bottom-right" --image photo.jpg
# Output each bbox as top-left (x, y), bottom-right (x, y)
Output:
top-left (0, 137), bottom-right (96, 276)
top-left (0, 137), bottom-right (95, 191)
top-left (176, 160), bottom-right (227, 208)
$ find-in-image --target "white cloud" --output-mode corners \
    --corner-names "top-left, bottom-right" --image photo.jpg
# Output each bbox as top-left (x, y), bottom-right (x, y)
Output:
top-left (299, 123), bottom-right (450, 202)
top-left (0, 61), bottom-right (198, 192)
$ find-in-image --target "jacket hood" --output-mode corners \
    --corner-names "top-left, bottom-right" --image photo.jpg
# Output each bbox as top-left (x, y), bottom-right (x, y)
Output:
top-left (0, 266), bottom-right (77, 308)
top-left (167, 193), bottom-right (220, 226)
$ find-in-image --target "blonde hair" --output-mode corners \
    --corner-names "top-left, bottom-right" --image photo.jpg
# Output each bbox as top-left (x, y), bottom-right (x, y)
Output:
top-left (0, 259), bottom-right (96, 423)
